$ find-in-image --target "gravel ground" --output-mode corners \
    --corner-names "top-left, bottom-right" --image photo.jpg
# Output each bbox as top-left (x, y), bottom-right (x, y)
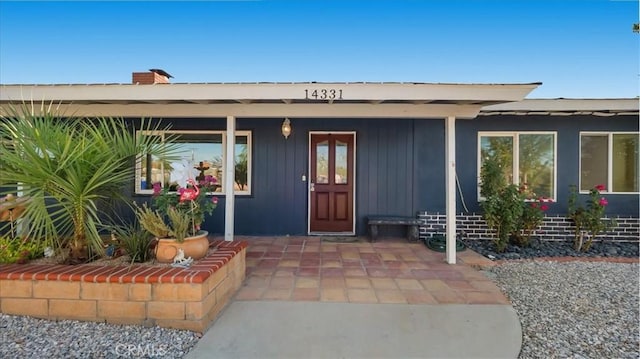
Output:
top-left (0, 316), bottom-right (201, 358)
top-left (486, 261), bottom-right (640, 359)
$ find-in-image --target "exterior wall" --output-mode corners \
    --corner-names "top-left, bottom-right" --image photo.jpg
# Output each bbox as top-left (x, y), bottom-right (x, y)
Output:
top-left (418, 212), bottom-right (640, 242)
top-left (456, 114), bottom-right (639, 216)
top-left (129, 113), bottom-right (638, 237)
top-left (132, 117), bottom-right (446, 236)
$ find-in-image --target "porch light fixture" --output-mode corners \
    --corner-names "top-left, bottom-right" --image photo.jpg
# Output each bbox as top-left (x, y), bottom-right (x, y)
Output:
top-left (281, 118), bottom-right (292, 139)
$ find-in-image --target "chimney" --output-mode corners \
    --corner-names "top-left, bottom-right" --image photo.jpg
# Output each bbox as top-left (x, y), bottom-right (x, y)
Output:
top-left (132, 69), bottom-right (173, 84)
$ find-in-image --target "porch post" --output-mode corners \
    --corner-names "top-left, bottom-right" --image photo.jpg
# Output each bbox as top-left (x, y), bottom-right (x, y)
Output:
top-left (445, 115), bottom-right (457, 264)
top-left (224, 115), bottom-right (236, 241)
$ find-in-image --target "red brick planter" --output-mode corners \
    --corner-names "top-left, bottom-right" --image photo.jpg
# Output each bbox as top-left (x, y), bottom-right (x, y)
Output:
top-left (0, 240), bottom-right (247, 333)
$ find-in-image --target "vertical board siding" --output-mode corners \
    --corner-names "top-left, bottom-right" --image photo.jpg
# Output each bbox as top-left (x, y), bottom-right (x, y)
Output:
top-left (456, 114), bottom-right (639, 216)
top-left (131, 118), bottom-right (445, 236)
top-left (127, 114), bottom-right (636, 236)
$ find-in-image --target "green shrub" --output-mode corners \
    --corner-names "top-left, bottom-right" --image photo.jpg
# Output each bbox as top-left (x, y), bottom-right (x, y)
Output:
top-left (0, 236), bottom-right (43, 264)
top-left (480, 155), bottom-right (552, 252)
top-left (0, 104), bottom-right (178, 262)
top-left (110, 223), bottom-right (154, 263)
top-left (482, 184), bottom-right (523, 252)
top-left (514, 195), bottom-right (551, 247)
top-left (568, 184), bottom-right (616, 252)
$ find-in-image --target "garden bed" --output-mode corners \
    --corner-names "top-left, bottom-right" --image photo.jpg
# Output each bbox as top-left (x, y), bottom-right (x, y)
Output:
top-left (0, 240), bottom-right (247, 333)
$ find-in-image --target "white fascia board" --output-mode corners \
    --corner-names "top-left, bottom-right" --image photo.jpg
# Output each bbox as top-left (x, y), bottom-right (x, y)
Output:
top-left (482, 98), bottom-right (639, 112)
top-left (0, 82), bottom-right (539, 103)
top-left (0, 103), bottom-right (483, 119)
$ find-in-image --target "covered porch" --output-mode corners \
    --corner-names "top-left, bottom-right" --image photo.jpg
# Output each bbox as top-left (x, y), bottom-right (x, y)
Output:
top-left (0, 80), bottom-right (539, 263)
top-left (234, 235), bottom-right (506, 304)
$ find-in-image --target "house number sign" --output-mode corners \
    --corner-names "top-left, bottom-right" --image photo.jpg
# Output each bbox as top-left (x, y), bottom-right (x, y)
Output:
top-left (304, 89), bottom-right (343, 100)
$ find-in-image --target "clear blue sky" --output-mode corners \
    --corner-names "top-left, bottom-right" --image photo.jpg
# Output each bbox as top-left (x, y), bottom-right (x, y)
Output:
top-left (0, 0), bottom-right (637, 98)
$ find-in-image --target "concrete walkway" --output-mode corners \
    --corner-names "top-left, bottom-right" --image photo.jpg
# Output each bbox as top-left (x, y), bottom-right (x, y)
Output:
top-left (186, 301), bottom-right (522, 359)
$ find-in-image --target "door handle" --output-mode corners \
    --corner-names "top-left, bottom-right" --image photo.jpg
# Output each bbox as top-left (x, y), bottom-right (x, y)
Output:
top-left (310, 183), bottom-right (315, 192)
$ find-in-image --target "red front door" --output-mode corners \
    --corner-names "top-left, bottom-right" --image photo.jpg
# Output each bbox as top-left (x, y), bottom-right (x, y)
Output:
top-left (309, 133), bottom-right (355, 233)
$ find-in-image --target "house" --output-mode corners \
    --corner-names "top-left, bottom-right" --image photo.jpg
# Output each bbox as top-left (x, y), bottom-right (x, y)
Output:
top-left (1, 70), bottom-right (638, 264)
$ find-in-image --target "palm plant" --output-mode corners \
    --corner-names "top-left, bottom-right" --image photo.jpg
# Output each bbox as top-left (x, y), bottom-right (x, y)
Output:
top-left (0, 103), bottom-right (178, 262)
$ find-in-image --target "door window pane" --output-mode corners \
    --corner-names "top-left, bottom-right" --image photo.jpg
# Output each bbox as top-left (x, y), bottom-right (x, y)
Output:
top-left (316, 140), bottom-right (329, 184)
top-left (519, 134), bottom-right (554, 198)
top-left (335, 140), bottom-right (348, 184)
top-left (580, 135), bottom-right (608, 191)
top-left (612, 134), bottom-right (639, 192)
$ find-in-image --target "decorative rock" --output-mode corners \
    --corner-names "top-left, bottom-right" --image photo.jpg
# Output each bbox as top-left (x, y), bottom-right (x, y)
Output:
top-left (489, 262), bottom-right (639, 359)
top-left (466, 239), bottom-right (639, 260)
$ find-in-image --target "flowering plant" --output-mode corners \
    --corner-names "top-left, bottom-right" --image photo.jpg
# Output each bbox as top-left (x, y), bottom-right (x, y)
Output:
top-left (568, 184), bottom-right (615, 252)
top-left (514, 185), bottom-right (553, 246)
top-left (480, 156), bottom-right (554, 252)
top-left (135, 175), bottom-right (219, 242)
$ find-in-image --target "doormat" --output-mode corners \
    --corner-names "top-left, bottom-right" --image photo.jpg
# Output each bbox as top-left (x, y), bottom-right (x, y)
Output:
top-left (321, 237), bottom-right (361, 243)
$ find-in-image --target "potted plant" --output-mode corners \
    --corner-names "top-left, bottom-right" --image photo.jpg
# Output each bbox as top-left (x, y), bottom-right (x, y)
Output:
top-left (135, 173), bottom-right (219, 263)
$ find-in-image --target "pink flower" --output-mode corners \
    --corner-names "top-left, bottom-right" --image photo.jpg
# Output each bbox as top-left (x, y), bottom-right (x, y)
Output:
top-left (211, 197), bottom-right (219, 204)
top-left (530, 202), bottom-right (538, 208)
top-left (540, 204), bottom-right (549, 211)
top-left (152, 182), bottom-right (162, 196)
top-left (599, 197), bottom-right (608, 206)
top-left (595, 184), bottom-right (606, 192)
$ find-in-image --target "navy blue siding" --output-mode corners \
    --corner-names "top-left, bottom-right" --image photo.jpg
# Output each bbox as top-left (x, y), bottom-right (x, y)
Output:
top-left (456, 114), bottom-right (639, 216)
top-left (131, 117), bottom-right (445, 236)
top-left (129, 114), bottom-right (638, 236)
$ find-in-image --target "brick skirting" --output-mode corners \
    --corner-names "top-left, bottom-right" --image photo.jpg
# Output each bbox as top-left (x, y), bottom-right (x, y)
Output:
top-left (418, 212), bottom-right (639, 242)
top-left (0, 240), bottom-right (247, 333)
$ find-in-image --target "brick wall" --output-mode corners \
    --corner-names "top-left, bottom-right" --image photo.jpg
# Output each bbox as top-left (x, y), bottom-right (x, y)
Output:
top-left (132, 71), bottom-right (169, 84)
top-left (417, 212), bottom-right (639, 242)
top-left (0, 240), bottom-right (247, 333)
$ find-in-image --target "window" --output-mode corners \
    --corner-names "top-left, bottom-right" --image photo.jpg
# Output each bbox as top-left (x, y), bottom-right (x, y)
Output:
top-left (135, 130), bottom-right (251, 195)
top-left (478, 132), bottom-right (556, 200)
top-left (580, 132), bottom-right (639, 193)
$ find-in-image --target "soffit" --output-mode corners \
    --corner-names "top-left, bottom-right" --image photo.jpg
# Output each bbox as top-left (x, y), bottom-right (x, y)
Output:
top-left (0, 82), bottom-right (541, 119)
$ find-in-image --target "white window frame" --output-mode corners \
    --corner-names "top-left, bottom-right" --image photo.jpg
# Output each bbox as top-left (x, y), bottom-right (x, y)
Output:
top-left (135, 130), bottom-right (252, 196)
top-left (579, 131), bottom-right (639, 194)
top-left (477, 131), bottom-right (558, 201)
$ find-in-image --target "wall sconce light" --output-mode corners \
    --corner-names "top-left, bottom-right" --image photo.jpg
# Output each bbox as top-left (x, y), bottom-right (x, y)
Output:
top-left (281, 118), bottom-right (292, 139)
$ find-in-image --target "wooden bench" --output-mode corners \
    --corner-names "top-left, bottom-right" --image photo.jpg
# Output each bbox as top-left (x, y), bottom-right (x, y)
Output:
top-left (367, 216), bottom-right (421, 242)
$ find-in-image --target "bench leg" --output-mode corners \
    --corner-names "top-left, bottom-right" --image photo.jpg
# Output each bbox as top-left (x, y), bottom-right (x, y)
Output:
top-left (408, 225), bottom-right (419, 242)
top-left (369, 224), bottom-right (378, 243)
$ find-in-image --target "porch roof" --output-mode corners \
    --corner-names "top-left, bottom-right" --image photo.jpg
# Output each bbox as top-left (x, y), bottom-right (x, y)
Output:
top-left (0, 82), bottom-right (540, 119)
top-left (481, 98), bottom-right (639, 116)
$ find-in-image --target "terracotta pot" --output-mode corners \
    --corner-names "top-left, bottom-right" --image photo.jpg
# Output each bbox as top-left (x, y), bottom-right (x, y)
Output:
top-left (155, 230), bottom-right (209, 263)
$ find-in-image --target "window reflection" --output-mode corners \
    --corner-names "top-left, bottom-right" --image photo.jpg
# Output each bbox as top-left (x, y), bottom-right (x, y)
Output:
top-left (316, 141), bottom-right (329, 184)
top-left (137, 131), bottom-right (251, 194)
top-left (335, 140), bottom-right (348, 184)
top-left (479, 133), bottom-right (556, 199)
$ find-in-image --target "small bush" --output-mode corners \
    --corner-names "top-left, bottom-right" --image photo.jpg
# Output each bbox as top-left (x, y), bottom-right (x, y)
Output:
top-left (0, 236), bottom-right (43, 264)
top-left (111, 223), bottom-right (154, 263)
top-left (568, 184), bottom-right (616, 252)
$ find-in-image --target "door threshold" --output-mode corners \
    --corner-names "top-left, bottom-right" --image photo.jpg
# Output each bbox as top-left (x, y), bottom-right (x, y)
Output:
top-left (308, 232), bottom-right (356, 236)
